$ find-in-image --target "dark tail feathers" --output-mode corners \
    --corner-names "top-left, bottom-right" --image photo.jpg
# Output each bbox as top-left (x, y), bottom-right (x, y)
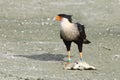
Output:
top-left (83, 39), bottom-right (91, 44)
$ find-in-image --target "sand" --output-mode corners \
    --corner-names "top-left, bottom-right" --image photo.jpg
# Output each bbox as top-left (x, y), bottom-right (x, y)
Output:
top-left (0, 0), bottom-right (120, 80)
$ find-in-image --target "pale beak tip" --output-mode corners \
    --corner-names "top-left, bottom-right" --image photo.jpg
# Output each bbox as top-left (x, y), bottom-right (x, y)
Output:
top-left (53, 17), bottom-right (56, 21)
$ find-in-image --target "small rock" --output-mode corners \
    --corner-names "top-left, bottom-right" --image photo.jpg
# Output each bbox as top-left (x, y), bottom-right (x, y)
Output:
top-left (112, 54), bottom-right (120, 61)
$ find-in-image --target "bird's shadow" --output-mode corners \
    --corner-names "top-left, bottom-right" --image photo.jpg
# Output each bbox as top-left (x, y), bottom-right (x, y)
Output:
top-left (14, 53), bottom-right (67, 61)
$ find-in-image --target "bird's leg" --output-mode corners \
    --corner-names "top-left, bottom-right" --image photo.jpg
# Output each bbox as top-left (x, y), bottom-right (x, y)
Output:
top-left (67, 50), bottom-right (72, 63)
top-left (76, 41), bottom-right (83, 61)
top-left (63, 40), bottom-right (72, 63)
top-left (64, 50), bottom-right (72, 67)
top-left (80, 52), bottom-right (83, 61)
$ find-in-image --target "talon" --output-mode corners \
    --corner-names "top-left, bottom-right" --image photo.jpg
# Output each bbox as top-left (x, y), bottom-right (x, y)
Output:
top-left (64, 59), bottom-right (72, 67)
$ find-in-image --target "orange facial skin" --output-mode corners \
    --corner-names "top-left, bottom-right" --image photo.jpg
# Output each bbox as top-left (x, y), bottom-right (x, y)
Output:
top-left (55, 16), bottom-right (63, 21)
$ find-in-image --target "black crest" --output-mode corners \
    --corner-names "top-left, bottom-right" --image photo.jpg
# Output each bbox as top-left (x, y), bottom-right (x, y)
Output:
top-left (58, 14), bottom-right (72, 23)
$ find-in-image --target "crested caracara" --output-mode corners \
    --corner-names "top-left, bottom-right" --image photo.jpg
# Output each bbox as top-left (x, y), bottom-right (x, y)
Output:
top-left (55, 14), bottom-right (91, 63)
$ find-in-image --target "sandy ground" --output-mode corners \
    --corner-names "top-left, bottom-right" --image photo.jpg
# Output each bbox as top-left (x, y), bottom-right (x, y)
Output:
top-left (0, 0), bottom-right (120, 80)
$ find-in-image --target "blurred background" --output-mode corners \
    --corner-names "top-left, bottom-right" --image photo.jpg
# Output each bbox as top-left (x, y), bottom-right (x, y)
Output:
top-left (0, 0), bottom-right (120, 80)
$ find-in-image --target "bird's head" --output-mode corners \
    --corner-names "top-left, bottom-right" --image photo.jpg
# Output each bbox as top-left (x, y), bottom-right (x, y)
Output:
top-left (54, 14), bottom-right (73, 23)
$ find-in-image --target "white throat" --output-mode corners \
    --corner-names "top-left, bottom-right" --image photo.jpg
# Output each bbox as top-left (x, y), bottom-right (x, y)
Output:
top-left (59, 18), bottom-right (79, 41)
top-left (60, 18), bottom-right (72, 28)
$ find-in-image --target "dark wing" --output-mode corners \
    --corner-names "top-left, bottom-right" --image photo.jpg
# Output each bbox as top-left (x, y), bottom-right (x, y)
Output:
top-left (60, 30), bottom-right (63, 39)
top-left (76, 22), bottom-right (91, 44)
top-left (76, 23), bottom-right (86, 39)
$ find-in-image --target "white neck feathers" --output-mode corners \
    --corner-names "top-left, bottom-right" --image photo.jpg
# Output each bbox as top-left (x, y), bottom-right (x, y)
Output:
top-left (60, 18), bottom-right (72, 28)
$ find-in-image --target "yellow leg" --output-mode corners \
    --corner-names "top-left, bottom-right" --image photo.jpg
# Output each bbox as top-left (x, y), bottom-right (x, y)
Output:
top-left (67, 51), bottom-right (72, 63)
top-left (68, 51), bottom-right (70, 60)
top-left (80, 52), bottom-right (83, 61)
top-left (64, 51), bottom-right (71, 66)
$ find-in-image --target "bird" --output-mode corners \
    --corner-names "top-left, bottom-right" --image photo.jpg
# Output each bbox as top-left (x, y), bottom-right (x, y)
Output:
top-left (55, 14), bottom-right (91, 63)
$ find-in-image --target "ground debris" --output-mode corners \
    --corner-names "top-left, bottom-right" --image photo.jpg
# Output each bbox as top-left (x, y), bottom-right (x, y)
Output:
top-left (64, 61), bottom-right (96, 70)
top-left (102, 46), bottom-right (111, 51)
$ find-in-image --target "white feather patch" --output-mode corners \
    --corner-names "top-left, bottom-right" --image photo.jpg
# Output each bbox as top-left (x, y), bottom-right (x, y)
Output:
top-left (60, 18), bottom-right (79, 41)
